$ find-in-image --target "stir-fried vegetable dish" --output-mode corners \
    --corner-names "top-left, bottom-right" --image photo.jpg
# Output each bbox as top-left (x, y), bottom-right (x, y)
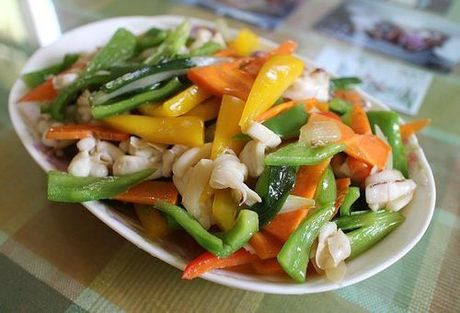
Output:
top-left (18, 21), bottom-right (430, 283)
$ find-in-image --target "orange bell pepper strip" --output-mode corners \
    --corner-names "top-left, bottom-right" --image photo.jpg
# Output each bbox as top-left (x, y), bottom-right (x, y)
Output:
top-left (134, 205), bottom-right (170, 239)
top-left (252, 258), bottom-right (285, 275)
top-left (103, 115), bottom-right (204, 146)
top-left (292, 158), bottom-right (331, 198)
top-left (400, 118), bottom-right (431, 140)
top-left (187, 60), bottom-right (255, 101)
top-left (148, 85), bottom-right (211, 117)
top-left (228, 28), bottom-right (260, 56)
top-left (182, 249), bottom-right (258, 279)
top-left (249, 231), bottom-right (283, 260)
top-left (263, 209), bottom-right (309, 242)
top-left (45, 124), bottom-right (130, 141)
top-left (334, 178), bottom-right (351, 212)
top-left (211, 95), bottom-right (246, 230)
top-left (350, 104), bottom-right (372, 135)
top-left (19, 78), bottom-right (57, 102)
top-left (114, 181), bottom-right (179, 205)
top-left (239, 55), bottom-right (304, 131)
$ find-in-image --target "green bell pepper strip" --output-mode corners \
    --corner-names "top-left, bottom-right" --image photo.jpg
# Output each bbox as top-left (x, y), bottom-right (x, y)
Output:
top-left (187, 42), bottom-right (223, 57)
top-left (335, 210), bottom-right (401, 231)
top-left (263, 104), bottom-right (309, 139)
top-left (250, 166), bottom-right (297, 226)
top-left (144, 21), bottom-right (191, 65)
top-left (329, 98), bottom-right (351, 115)
top-left (330, 77), bottom-right (362, 91)
top-left (265, 143), bottom-right (345, 167)
top-left (367, 111), bottom-right (408, 177)
top-left (314, 166), bottom-right (337, 207)
top-left (50, 28), bottom-right (137, 120)
top-left (47, 168), bottom-right (154, 203)
top-left (91, 77), bottom-right (184, 119)
top-left (277, 202), bottom-right (336, 282)
top-left (346, 211), bottom-right (404, 259)
top-left (154, 201), bottom-right (259, 257)
top-left (22, 54), bottom-right (80, 88)
top-left (339, 186), bottom-right (360, 217)
top-left (84, 28), bottom-right (137, 75)
top-left (329, 98), bottom-right (353, 125)
top-left (136, 28), bottom-right (169, 50)
top-left (49, 72), bottom-right (121, 120)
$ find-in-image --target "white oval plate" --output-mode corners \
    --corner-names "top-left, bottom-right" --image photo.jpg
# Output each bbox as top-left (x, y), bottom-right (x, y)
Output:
top-left (8, 15), bottom-right (436, 294)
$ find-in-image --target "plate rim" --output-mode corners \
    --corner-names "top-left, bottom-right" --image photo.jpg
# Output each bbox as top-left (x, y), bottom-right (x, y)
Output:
top-left (8, 15), bottom-right (436, 294)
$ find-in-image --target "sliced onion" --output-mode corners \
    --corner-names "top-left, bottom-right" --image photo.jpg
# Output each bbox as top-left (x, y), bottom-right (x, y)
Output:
top-left (279, 195), bottom-right (315, 214)
top-left (299, 121), bottom-right (341, 146)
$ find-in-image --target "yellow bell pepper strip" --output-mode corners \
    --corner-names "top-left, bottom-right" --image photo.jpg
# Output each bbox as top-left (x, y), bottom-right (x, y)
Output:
top-left (148, 85), bottom-right (211, 117)
top-left (212, 189), bottom-right (239, 231)
top-left (229, 28), bottom-right (260, 56)
top-left (135, 205), bottom-right (170, 239)
top-left (211, 95), bottom-right (246, 158)
top-left (139, 97), bottom-right (221, 122)
top-left (239, 55), bottom-right (304, 131)
top-left (210, 95), bottom-right (246, 230)
top-left (103, 115), bottom-right (204, 146)
top-left (184, 97), bottom-right (221, 121)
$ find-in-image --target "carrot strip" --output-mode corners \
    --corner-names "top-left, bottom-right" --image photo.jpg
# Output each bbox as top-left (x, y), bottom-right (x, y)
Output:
top-left (187, 61), bottom-right (254, 100)
top-left (114, 181), bottom-right (179, 205)
top-left (335, 178), bottom-right (351, 212)
top-left (19, 78), bottom-right (57, 102)
top-left (271, 40), bottom-right (298, 55)
top-left (292, 159), bottom-right (331, 198)
top-left (350, 104), bottom-right (372, 135)
top-left (249, 231), bottom-right (283, 260)
top-left (334, 89), bottom-right (364, 106)
top-left (263, 209), bottom-right (309, 242)
top-left (252, 258), bottom-right (285, 275)
top-left (345, 134), bottom-right (390, 170)
top-left (255, 101), bottom-right (295, 122)
top-left (214, 48), bottom-right (239, 57)
top-left (400, 118), bottom-right (431, 140)
top-left (304, 99), bottom-right (329, 112)
top-left (46, 124), bottom-right (130, 141)
top-left (309, 112), bottom-right (390, 170)
top-left (347, 156), bottom-right (372, 187)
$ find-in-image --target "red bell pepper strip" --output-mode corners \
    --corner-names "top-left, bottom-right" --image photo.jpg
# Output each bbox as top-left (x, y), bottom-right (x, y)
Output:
top-left (182, 249), bottom-right (258, 279)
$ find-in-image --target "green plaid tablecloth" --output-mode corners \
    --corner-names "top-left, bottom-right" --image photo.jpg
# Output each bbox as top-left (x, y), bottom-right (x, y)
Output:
top-left (0, 1), bottom-right (459, 312)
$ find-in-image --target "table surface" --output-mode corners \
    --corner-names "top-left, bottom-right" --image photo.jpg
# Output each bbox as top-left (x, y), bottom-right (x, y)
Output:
top-left (0, 0), bottom-right (459, 312)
